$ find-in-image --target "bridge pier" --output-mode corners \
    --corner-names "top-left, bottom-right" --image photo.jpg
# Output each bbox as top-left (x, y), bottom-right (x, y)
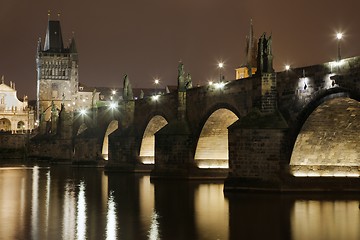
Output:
top-left (224, 110), bottom-right (289, 191)
top-left (105, 126), bottom-right (147, 172)
top-left (151, 120), bottom-right (196, 178)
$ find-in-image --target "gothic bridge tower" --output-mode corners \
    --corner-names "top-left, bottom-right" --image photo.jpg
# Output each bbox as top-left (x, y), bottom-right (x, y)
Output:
top-left (36, 12), bottom-right (79, 121)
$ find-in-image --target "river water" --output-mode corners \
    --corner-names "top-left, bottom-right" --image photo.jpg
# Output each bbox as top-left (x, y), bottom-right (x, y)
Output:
top-left (0, 166), bottom-right (359, 240)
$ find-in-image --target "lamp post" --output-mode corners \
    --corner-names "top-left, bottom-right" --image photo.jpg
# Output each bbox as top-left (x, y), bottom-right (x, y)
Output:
top-left (336, 32), bottom-right (343, 61)
top-left (218, 62), bottom-right (224, 82)
top-left (154, 78), bottom-right (159, 95)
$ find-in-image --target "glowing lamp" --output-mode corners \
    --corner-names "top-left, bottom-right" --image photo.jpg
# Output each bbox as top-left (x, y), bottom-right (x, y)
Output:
top-left (109, 102), bottom-right (117, 109)
top-left (336, 32), bottom-right (343, 40)
top-left (79, 109), bottom-right (87, 115)
top-left (152, 95), bottom-right (160, 101)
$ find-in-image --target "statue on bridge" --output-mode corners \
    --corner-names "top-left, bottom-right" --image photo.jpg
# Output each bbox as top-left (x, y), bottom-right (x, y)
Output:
top-left (257, 33), bottom-right (274, 74)
top-left (123, 74), bottom-right (134, 101)
top-left (177, 61), bottom-right (192, 92)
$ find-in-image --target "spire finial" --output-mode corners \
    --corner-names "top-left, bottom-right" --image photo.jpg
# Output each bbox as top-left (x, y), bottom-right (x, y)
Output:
top-left (1, 75), bottom-right (4, 84)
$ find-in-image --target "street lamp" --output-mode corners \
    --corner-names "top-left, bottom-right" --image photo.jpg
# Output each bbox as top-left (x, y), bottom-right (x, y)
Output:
top-left (285, 65), bottom-right (290, 71)
top-left (154, 78), bottom-right (159, 95)
top-left (218, 62), bottom-right (224, 82)
top-left (336, 32), bottom-right (343, 61)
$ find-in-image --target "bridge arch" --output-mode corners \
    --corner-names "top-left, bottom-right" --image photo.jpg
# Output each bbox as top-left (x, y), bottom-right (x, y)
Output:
top-left (194, 104), bottom-right (240, 168)
top-left (289, 88), bottom-right (360, 177)
top-left (139, 114), bottom-right (169, 164)
top-left (102, 120), bottom-right (119, 160)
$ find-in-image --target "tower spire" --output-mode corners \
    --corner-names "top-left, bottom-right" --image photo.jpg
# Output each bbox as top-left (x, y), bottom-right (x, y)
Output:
top-left (246, 18), bottom-right (256, 68)
top-left (43, 11), bottom-right (64, 52)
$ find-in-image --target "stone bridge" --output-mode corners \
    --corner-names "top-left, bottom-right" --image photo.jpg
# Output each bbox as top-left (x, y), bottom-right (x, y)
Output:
top-left (29, 55), bottom-right (360, 191)
top-left (108, 56), bottom-right (360, 191)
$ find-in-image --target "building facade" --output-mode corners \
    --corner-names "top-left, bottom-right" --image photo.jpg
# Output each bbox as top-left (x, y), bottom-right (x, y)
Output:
top-left (0, 77), bottom-right (34, 133)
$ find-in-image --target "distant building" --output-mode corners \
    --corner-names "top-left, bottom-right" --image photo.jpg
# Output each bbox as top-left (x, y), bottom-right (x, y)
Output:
top-left (235, 20), bottom-right (258, 79)
top-left (36, 13), bottom-right (179, 124)
top-left (36, 13), bottom-right (84, 121)
top-left (0, 76), bottom-right (34, 133)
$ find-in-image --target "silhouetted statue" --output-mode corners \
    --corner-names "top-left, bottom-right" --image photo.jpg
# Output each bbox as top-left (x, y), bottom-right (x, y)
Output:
top-left (257, 33), bottom-right (274, 74)
top-left (123, 74), bottom-right (133, 100)
top-left (91, 89), bottom-right (97, 108)
top-left (178, 61), bottom-right (186, 92)
top-left (186, 73), bottom-right (192, 89)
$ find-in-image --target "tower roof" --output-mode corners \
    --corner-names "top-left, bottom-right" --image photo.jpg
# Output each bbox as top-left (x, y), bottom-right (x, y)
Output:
top-left (43, 20), bottom-right (64, 52)
top-left (69, 35), bottom-right (77, 53)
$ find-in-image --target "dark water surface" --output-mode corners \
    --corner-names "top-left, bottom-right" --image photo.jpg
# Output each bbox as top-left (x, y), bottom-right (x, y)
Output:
top-left (0, 166), bottom-right (360, 240)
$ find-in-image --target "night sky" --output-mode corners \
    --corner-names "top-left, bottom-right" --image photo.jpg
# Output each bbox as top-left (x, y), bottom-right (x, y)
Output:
top-left (1, 0), bottom-right (359, 99)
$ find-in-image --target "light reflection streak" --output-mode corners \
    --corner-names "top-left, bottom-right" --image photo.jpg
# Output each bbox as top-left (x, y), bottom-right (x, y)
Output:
top-left (20, 177), bottom-right (25, 227)
top-left (45, 170), bottom-right (51, 236)
top-left (62, 182), bottom-right (76, 240)
top-left (148, 211), bottom-right (160, 240)
top-left (106, 191), bottom-right (117, 240)
top-left (31, 166), bottom-right (39, 240)
top-left (76, 181), bottom-right (87, 240)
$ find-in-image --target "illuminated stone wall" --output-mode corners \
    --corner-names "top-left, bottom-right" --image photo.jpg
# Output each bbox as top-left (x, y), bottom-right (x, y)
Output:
top-left (139, 115), bottom-right (168, 164)
top-left (290, 97), bottom-right (360, 176)
top-left (194, 109), bottom-right (238, 168)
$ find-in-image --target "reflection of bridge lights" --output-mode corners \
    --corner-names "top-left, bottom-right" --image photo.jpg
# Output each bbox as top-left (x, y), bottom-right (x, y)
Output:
top-left (152, 95), bottom-right (160, 101)
top-left (109, 102), bottom-right (117, 109)
top-left (79, 109), bottom-right (87, 116)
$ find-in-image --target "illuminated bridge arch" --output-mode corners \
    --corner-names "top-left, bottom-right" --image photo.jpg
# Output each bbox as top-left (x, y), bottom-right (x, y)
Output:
top-left (289, 90), bottom-right (360, 177)
top-left (139, 115), bottom-right (168, 164)
top-left (102, 120), bottom-right (119, 160)
top-left (194, 106), bottom-right (240, 169)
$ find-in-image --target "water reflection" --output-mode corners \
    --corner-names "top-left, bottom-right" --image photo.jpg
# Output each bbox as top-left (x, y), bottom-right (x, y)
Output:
top-left (195, 184), bottom-right (229, 239)
top-left (0, 166), bottom-right (360, 240)
top-left (63, 182), bottom-right (76, 240)
top-left (77, 181), bottom-right (87, 240)
top-left (292, 200), bottom-right (360, 240)
top-left (106, 191), bottom-right (117, 240)
top-left (148, 211), bottom-right (160, 240)
top-left (31, 166), bottom-right (39, 239)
